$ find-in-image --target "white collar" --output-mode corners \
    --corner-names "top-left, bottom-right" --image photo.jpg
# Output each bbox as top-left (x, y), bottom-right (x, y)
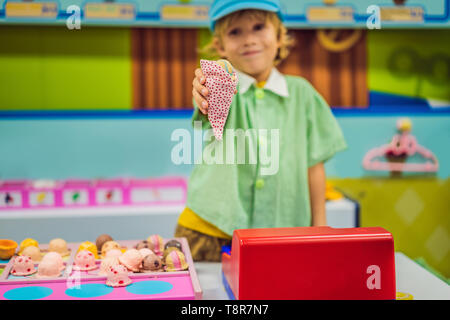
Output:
top-left (236, 68), bottom-right (289, 98)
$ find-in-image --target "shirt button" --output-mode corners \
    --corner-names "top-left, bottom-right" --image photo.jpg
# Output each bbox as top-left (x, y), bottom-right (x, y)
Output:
top-left (255, 88), bottom-right (265, 99)
top-left (255, 179), bottom-right (265, 189)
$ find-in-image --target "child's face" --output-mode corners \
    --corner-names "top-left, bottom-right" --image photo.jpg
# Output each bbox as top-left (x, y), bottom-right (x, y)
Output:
top-left (216, 13), bottom-right (280, 82)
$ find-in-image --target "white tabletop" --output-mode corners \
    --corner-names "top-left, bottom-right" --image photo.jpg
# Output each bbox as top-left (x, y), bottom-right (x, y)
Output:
top-left (195, 252), bottom-right (450, 300)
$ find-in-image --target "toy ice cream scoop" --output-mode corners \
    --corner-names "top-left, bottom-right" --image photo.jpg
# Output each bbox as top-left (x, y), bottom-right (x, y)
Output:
top-left (135, 240), bottom-right (154, 251)
top-left (105, 248), bottom-right (123, 259)
top-left (73, 250), bottom-right (97, 271)
top-left (99, 256), bottom-right (119, 276)
top-left (147, 235), bottom-right (164, 257)
top-left (163, 247), bottom-right (182, 261)
top-left (18, 238), bottom-right (38, 255)
top-left (0, 239), bottom-right (18, 260)
top-left (140, 252), bottom-right (164, 273)
top-left (21, 245), bottom-right (42, 262)
top-left (37, 257), bottom-right (61, 278)
top-left (41, 252), bottom-right (65, 271)
top-left (96, 234), bottom-right (113, 252)
top-left (48, 238), bottom-right (70, 257)
top-left (77, 241), bottom-right (99, 259)
top-left (11, 255), bottom-right (36, 276)
top-left (164, 239), bottom-right (182, 251)
top-left (138, 248), bottom-right (154, 258)
top-left (200, 59), bottom-right (238, 141)
top-left (164, 249), bottom-right (189, 272)
top-left (106, 264), bottom-right (132, 287)
top-left (118, 249), bottom-right (143, 272)
top-left (101, 241), bottom-right (121, 258)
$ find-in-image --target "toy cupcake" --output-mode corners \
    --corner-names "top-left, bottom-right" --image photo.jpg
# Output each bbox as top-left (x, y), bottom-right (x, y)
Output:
top-left (10, 255), bottom-right (36, 276)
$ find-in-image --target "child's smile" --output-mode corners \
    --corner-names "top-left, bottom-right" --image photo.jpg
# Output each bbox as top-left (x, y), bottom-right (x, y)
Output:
top-left (216, 14), bottom-right (281, 82)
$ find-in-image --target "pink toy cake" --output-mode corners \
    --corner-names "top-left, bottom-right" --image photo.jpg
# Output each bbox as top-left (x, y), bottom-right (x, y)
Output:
top-left (11, 255), bottom-right (36, 276)
top-left (106, 264), bottom-right (132, 287)
top-left (73, 250), bottom-right (97, 271)
top-left (118, 249), bottom-right (143, 272)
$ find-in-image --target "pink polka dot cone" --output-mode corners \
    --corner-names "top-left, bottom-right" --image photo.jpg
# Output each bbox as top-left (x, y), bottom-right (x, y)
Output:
top-left (200, 59), bottom-right (238, 141)
top-left (11, 255), bottom-right (36, 276)
top-left (73, 250), bottom-right (97, 271)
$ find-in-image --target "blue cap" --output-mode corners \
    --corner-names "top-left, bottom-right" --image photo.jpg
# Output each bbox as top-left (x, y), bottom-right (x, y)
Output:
top-left (209, 0), bottom-right (283, 31)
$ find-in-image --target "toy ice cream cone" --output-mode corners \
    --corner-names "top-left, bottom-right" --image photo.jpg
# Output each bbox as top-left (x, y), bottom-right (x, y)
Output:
top-left (200, 59), bottom-right (238, 141)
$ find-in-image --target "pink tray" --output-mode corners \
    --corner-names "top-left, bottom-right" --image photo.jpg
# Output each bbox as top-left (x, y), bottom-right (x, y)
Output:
top-left (0, 238), bottom-right (201, 300)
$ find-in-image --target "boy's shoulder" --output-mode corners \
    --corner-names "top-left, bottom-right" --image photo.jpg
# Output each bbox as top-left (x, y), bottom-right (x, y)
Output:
top-left (283, 73), bottom-right (317, 95)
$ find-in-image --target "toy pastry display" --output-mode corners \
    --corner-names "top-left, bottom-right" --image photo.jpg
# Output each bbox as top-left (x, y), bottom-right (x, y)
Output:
top-left (200, 59), bottom-right (238, 141)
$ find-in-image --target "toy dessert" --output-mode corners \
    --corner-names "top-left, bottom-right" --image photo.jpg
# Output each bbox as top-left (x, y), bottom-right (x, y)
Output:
top-left (99, 256), bottom-right (119, 276)
top-left (164, 239), bottom-right (182, 251)
top-left (42, 252), bottom-right (65, 271)
top-left (18, 238), bottom-right (38, 255)
top-left (20, 245), bottom-right (42, 262)
top-left (147, 235), bottom-right (164, 257)
top-left (37, 257), bottom-right (61, 278)
top-left (48, 238), bottom-right (70, 257)
top-left (105, 264), bottom-right (132, 287)
top-left (73, 250), bottom-right (97, 271)
top-left (96, 234), bottom-right (113, 253)
top-left (164, 250), bottom-right (189, 272)
top-left (138, 248), bottom-right (153, 258)
top-left (105, 248), bottom-right (122, 259)
top-left (101, 241), bottom-right (121, 258)
top-left (135, 240), bottom-right (154, 251)
top-left (0, 239), bottom-right (18, 260)
top-left (77, 241), bottom-right (99, 259)
top-left (10, 256), bottom-right (36, 276)
top-left (140, 251), bottom-right (164, 273)
top-left (118, 249), bottom-right (143, 272)
top-left (200, 59), bottom-right (238, 141)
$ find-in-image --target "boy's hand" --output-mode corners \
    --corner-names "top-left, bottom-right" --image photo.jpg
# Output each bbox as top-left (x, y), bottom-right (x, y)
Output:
top-left (192, 68), bottom-right (209, 115)
top-left (192, 67), bottom-right (238, 115)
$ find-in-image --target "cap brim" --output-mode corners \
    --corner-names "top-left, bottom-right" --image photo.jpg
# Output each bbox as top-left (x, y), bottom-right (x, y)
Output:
top-left (211, 1), bottom-right (281, 30)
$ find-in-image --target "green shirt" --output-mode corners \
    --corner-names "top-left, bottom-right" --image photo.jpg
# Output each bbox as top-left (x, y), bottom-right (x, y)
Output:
top-left (186, 68), bottom-right (347, 236)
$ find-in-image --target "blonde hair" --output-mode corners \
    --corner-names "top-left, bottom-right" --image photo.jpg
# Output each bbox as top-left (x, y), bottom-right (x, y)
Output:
top-left (200, 9), bottom-right (295, 66)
